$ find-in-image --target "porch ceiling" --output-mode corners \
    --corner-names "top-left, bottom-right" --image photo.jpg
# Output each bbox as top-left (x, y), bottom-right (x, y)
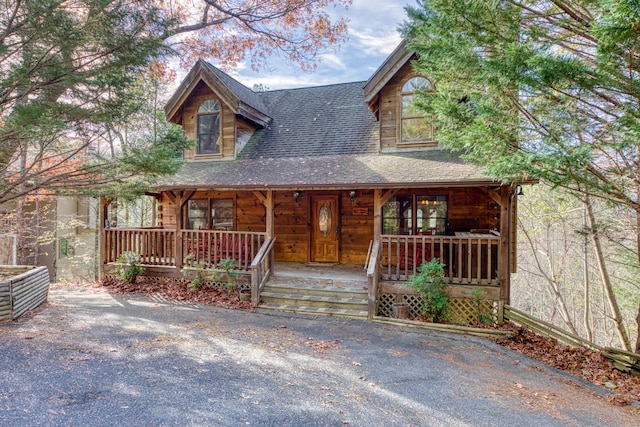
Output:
top-left (154, 151), bottom-right (517, 191)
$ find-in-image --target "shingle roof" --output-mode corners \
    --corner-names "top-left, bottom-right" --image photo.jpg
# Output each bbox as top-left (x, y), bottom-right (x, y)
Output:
top-left (157, 64), bottom-right (495, 191)
top-left (239, 82), bottom-right (378, 159)
top-left (156, 151), bottom-right (495, 191)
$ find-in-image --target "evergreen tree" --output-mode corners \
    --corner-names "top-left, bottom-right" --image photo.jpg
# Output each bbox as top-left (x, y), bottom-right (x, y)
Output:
top-left (404, 0), bottom-right (640, 352)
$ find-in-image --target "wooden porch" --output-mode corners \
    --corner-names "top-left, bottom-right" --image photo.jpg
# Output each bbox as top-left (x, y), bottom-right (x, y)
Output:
top-left (101, 227), bottom-right (506, 322)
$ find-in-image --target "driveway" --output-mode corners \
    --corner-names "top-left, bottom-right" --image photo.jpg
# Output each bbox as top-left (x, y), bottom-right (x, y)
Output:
top-left (0, 284), bottom-right (636, 426)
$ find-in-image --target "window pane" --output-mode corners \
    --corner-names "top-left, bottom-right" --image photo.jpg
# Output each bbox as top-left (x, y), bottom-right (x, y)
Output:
top-left (402, 117), bottom-right (434, 142)
top-left (402, 77), bottom-right (432, 93)
top-left (382, 196), bottom-right (412, 235)
top-left (199, 100), bottom-right (220, 113)
top-left (211, 199), bottom-right (233, 230)
top-left (197, 113), bottom-right (220, 154)
top-left (187, 199), bottom-right (209, 229)
top-left (416, 196), bottom-right (447, 235)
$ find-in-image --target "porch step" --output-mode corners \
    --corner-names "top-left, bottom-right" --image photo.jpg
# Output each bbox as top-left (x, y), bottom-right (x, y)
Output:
top-left (259, 276), bottom-right (368, 319)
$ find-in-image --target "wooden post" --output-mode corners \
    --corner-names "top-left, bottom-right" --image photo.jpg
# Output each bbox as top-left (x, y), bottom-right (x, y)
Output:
top-left (98, 197), bottom-right (107, 280)
top-left (265, 190), bottom-right (274, 238)
top-left (175, 196), bottom-right (183, 270)
top-left (498, 186), bottom-right (511, 304)
top-left (374, 189), bottom-right (382, 241)
top-left (167, 190), bottom-right (195, 270)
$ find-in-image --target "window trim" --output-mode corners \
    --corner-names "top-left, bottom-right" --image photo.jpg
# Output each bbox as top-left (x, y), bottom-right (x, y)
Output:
top-left (398, 75), bottom-right (437, 146)
top-left (196, 99), bottom-right (222, 156)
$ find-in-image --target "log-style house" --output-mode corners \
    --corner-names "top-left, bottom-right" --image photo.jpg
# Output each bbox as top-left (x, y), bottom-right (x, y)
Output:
top-left (101, 41), bottom-right (529, 323)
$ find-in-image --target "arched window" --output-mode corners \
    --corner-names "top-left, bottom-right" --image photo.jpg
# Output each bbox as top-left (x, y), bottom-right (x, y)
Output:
top-left (400, 76), bottom-right (435, 143)
top-left (197, 100), bottom-right (221, 154)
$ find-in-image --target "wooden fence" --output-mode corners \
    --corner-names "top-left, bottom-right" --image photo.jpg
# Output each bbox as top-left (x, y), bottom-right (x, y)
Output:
top-left (0, 266), bottom-right (49, 322)
top-left (504, 305), bottom-right (640, 377)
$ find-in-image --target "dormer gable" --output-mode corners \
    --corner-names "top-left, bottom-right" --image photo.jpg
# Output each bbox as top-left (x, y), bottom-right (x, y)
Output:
top-left (165, 61), bottom-right (271, 161)
top-left (165, 60), bottom-right (270, 127)
top-left (364, 40), bottom-right (437, 151)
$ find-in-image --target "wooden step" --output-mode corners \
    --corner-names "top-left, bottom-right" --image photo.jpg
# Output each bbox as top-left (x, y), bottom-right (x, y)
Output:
top-left (258, 303), bottom-right (367, 319)
top-left (262, 282), bottom-right (367, 300)
top-left (258, 278), bottom-right (368, 318)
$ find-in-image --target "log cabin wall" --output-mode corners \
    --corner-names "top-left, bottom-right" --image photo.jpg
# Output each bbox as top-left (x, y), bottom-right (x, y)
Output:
top-left (179, 81), bottom-right (239, 160)
top-left (339, 190), bottom-right (374, 265)
top-left (378, 60), bottom-right (415, 150)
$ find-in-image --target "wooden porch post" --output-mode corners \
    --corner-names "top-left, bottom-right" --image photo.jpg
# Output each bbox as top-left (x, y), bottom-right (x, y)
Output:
top-left (374, 189), bottom-right (382, 241)
top-left (498, 186), bottom-right (512, 304)
top-left (167, 190), bottom-right (195, 270)
top-left (253, 190), bottom-right (274, 238)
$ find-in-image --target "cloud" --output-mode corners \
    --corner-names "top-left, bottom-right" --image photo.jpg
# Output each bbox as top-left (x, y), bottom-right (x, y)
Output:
top-left (227, 0), bottom-right (410, 90)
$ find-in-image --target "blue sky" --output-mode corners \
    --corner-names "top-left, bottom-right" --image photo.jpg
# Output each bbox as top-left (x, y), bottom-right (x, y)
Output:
top-left (224, 0), bottom-right (412, 90)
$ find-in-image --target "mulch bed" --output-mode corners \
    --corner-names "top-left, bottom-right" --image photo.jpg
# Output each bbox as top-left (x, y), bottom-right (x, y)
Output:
top-left (493, 322), bottom-right (640, 407)
top-left (100, 277), bottom-right (254, 311)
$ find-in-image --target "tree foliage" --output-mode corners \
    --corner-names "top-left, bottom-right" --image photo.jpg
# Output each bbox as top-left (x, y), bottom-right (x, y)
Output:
top-left (404, 1), bottom-right (640, 209)
top-left (0, 0), bottom-right (350, 204)
top-left (403, 1), bottom-right (640, 351)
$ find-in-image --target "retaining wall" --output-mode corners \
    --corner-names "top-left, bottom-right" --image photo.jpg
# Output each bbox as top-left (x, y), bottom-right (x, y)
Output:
top-left (0, 266), bottom-right (50, 322)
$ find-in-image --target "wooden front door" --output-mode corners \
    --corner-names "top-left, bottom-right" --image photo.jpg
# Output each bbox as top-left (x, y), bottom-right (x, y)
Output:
top-left (311, 196), bottom-right (339, 263)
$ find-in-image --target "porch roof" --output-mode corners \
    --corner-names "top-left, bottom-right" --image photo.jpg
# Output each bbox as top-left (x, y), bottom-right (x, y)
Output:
top-left (154, 150), bottom-right (500, 191)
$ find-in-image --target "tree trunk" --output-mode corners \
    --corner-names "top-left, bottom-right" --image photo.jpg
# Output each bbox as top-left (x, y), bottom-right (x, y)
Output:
top-left (585, 195), bottom-right (632, 351)
top-left (583, 201), bottom-right (593, 342)
top-left (635, 304), bottom-right (640, 356)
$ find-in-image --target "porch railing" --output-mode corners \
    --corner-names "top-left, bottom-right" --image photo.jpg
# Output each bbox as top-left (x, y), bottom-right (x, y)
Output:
top-left (104, 228), bottom-right (176, 266)
top-left (380, 234), bottom-right (500, 285)
top-left (181, 230), bottom-right (267, 270)
top-left (104, 228), bottom-right (268, 271)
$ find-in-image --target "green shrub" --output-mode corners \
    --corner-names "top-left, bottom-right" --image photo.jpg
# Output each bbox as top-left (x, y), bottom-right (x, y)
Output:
top-left (182, 254), bottom-right (218, 290)
top-left (114, 251), bottom-right (144, 284)
top-left (219, 258), bottom-right (239, 296)
top-left (406, 259), bottom-right (449, 322)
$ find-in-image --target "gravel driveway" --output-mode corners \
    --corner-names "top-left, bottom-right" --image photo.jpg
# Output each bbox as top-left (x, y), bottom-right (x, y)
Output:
top-left (0, 283), bottom-right (636, 426)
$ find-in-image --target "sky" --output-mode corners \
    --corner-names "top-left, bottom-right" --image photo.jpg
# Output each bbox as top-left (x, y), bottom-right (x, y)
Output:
top-left (223, 0), bottom-right (412, 90)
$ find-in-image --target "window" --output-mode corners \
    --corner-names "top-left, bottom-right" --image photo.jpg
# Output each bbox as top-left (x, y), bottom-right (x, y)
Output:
top-left (59, 238), bottom-right (74, 257)
top-left (197, 100), bottom-right (221, 155)
top-left (383, 195), bottom-right (447, 235)
top-left (186, 198), bottom-right (234, 230)
top-left (400, 77), bottom-right (435, 143)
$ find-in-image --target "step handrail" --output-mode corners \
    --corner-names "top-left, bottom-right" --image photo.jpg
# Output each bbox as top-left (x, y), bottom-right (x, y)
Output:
top-left (366, 240), bottom-right (381, 320)
top-left (250, 237), bottom-right (276, 307)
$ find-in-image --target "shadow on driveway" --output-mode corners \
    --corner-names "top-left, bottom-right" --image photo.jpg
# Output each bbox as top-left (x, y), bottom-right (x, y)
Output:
top-left (0, 284), bottom-right (636, 426)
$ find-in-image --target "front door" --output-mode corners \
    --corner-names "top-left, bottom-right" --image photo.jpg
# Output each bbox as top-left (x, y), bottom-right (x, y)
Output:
top-left (311, 196), bottom-right (339, 263)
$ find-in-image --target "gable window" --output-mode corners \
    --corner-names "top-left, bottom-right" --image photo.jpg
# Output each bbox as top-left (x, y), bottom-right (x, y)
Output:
top-left (383, 195), bottom-right (447, 235)
top-left (197, 100), bottom-right (221, 155)
top-left (400, 77), bottom-right (435, 144)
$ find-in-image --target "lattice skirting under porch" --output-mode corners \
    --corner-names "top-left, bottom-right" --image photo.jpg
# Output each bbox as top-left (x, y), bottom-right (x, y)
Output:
top-left (378, 292), bottom-right (499, 326)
